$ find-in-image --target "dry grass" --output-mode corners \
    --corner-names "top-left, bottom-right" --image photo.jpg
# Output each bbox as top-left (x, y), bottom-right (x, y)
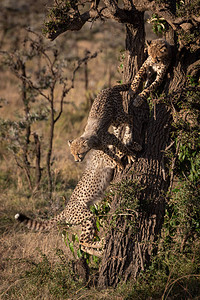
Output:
top-left (0, 2), bottom-right (126, 298)
top-left (0, 2), bottom-right (165, 299)
top-left (0, 230), bottom-right (72, 299)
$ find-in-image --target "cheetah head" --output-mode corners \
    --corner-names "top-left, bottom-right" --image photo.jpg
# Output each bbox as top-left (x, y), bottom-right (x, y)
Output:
top-left (68, 137), bottom-right (91, 162)
top-left (147, 39), bottom-right (171, 63)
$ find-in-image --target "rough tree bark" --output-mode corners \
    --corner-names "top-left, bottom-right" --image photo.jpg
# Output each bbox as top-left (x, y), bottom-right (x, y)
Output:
top-left (44, 0), bottom-right (200, 288)
top-left (98, 7), bottom-right (200, 289)
top-left (98, 1), bottom-right (171, 287)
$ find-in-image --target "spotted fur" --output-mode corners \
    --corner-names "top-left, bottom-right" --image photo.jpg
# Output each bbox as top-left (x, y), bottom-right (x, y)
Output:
top-left (69, 83), bottom-right (142, 168)
top-left (15, 151), bottom-right (116, 257)
top-left (130, 39), bottom-right (171, 107)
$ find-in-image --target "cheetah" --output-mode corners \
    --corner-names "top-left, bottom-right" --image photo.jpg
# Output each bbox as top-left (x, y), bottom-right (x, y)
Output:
top-left (68, 83), bottom-right (142, 168)
top-left (130, 39), bottom-right (171, 107)
top-left (15, 151), bottom-right (116, 257)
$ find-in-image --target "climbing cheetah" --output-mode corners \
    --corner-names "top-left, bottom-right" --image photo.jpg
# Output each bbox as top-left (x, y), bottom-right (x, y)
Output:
top-left (68, 83), bottom-right (142, 167)
top-left (15, 151), bottom-right (116, 257)
top-left (130, 39), bottom-right (171, 107)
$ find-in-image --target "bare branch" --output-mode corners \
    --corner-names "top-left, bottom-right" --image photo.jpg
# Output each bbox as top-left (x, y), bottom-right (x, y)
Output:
top-left (54, 82), bottom-right (67, 124)
top-left (54, 50), bottom-right (99, 123)
top-left (33, 132), bottom-right (41, 190)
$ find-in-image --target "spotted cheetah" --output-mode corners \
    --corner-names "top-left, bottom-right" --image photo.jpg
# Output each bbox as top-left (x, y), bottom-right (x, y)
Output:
top-left (130, 39), bottom-right (171, 107)
top-left (68, 83), bottom-right (142, 168)
top-left (15, 151), bottom-right (116, 257)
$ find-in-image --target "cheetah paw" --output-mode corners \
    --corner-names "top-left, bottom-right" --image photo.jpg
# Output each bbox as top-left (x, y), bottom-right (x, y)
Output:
top-left (82, 246), bottom-right (103, 257)
top-left (80, 240), bottom-right (104, 249)
top-left (127, 155), bottom-right (136, 164)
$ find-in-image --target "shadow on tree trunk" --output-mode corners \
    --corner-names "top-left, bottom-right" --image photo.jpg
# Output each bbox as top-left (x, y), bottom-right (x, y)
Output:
top-left (98, 103), bottom-right (172, 288)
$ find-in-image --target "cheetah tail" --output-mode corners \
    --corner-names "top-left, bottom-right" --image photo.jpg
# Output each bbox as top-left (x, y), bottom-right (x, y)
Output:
top-left (15, 213), bottom-right (50, 231)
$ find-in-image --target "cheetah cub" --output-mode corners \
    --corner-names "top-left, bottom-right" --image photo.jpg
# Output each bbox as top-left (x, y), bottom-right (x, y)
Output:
top-left (15, 151), bottom-right (116, 257)
top-left (130, 39), bottom-right (171, 107)
top-left (69, 83), bottom-right (142, 168)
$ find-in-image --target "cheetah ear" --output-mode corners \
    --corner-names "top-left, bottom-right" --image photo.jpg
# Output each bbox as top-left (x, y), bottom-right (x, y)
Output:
top-left (68, 140), bottom-right (73, 146)
top-left (146, 40), bottom-right (151, 47)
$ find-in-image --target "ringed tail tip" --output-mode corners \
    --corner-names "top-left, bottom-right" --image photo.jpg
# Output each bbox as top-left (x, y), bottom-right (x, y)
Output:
top-left (15, 213), bottom-right (20, 220)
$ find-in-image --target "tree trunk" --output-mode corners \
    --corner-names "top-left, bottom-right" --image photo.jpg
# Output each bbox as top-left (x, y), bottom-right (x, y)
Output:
top-left (98, 14), bottom-right (200, 285)
top-left (97, 0), bottom-right (200, 286)
top-left (98, 102), bottom-right (171, 287)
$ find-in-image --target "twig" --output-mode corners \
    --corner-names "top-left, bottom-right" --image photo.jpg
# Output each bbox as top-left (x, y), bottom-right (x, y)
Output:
top-left (162, 274), bottom-right (200, 300)
top-left (54, 82), bottom-right (67, 124)
top-left (14, 72), bottom-right (50, 101)
top-left (54, 50), bottom-right (99, 124)
top-left (33, 132), bottom-right (41, 190)
top-left (0, 278), bottom-right (25, 298)
top-left (164, 141), bottom-right (175, 152)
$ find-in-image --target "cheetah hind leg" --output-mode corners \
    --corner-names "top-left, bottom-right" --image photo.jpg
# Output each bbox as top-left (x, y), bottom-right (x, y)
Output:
top-left (80, 239), bottom-right (105, 249)
top-left (80, 245), bottom-right (104, 257)
top-left (80, 239), bottom-right (105, 257)
top-left (79, 216), bottom-right (105, 257)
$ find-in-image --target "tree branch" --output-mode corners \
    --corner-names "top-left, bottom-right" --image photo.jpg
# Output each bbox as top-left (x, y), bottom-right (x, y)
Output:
top-left (133, 0), bottom-right (199, 32)
top-left (46, 10), bottom-right (94, 41)
top-left (46, 1), bottom-right (142, 41)
top-left (54, 50), bottom-right (99, 123)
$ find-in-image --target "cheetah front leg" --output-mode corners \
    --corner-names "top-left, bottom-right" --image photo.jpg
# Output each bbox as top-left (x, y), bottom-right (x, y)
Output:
top-left (103, 132), bottom-right (142, 157)
top-left (132, 63), bottom-right (169, 107)
top-left (100, 146), bottom-right (124, 170)
top-left (113, 125), bottom-right (136, 164)
top-left (101, 133), bottom-right (142, 169)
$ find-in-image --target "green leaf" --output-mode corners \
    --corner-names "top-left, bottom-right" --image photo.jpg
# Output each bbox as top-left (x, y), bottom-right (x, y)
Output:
top-left (96, 218), bottom-right (100, 231)
top-left (69, 242), bottom-right (74, 254)
top-left (75, 234), bottom-right (79, 242)
top-left (63, 237), bottom-right (68, 248)
top-left (77, 248), bottom-right (83, 258)
top-left (117, 80), bottom-right (123, 84)
top-left (92, 255), bottom-right (99, 263)
top-left (66, 232), bottom-right (70, 243)
top-left (157, 24), bottom-right (162, 33)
